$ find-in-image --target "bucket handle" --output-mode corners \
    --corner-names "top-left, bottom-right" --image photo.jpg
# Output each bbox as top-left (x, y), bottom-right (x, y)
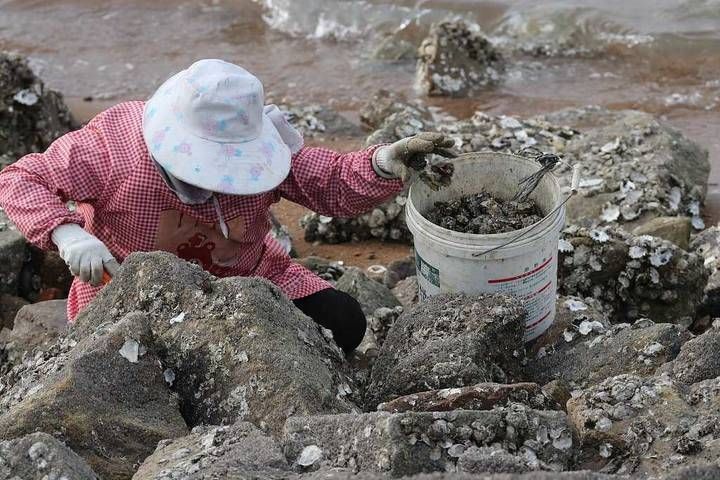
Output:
top-left (472, 164), bottom-right (581, 257)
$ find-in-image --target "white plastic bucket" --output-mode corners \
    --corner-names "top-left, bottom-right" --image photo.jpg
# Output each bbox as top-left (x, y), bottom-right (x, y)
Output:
top-left (406, 151), bottom-right (566, 341)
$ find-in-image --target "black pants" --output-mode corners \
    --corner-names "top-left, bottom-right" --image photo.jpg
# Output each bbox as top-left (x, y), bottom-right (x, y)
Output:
top-left (293, 288), bottom-right (366, 354)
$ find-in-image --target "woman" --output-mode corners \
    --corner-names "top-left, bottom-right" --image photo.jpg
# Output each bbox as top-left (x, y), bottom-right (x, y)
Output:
top-left (0, 59), bottom-right (455, 353)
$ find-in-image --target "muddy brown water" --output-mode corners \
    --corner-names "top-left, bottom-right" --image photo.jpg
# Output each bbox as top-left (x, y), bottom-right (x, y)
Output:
top-left (1, 0), bottom-right (719, 265)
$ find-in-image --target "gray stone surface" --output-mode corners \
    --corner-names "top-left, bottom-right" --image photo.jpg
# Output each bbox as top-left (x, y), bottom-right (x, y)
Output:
top-left (0, 293), bottom-right (27, 331)
top-left (632, 217), bottom-right (692, 250)
top-left (335, 267), bottom-right (401, 316)
top-left (416, 21), bottom-right (504, 96)
top-left (0, 52), bottom-right (76, 168)
top-left (132, 422), bottom-right (289, 480)
top-left (392, 275), bottom-right (419, 309)
top-left (0, 210), bottom-right (26, 296)
top-left (664, 326), bottom-right (720, 385)
top-left (283, 407), bottom-right (575, 475)
top-left (0, 432), bottom-right (99, 480)
top-left (2, 299), bottom-right (67, 364)
top-left (526, 298), bottom-right (691, 388)
top-left (0, 312), bottom-right (188, 479)
top-left (365, 293), bottom-right (525, 409)
top-left (72, 252), bottom-right (357, 436)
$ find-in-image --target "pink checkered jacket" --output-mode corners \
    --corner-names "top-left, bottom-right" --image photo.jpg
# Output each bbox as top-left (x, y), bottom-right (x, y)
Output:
top-left (0, 101), bottom-right (403, 320)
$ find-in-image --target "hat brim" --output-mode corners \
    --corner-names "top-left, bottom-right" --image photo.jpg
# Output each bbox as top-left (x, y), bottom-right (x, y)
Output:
top-left (142, 75), bottom-right (291, 196)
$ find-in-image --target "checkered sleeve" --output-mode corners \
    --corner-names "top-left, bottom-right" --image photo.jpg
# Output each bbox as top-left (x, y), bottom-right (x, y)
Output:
top-left (0, 121), bottom-right (112, 250)
top-left (277, 145), bottom-right (404, 217)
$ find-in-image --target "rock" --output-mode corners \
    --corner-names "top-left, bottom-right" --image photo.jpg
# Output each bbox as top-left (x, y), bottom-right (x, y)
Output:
top-left (283, 407), bottom-right (575, 475)
top-left (542, 380), bottom-right (572, 411)
top-left (0, 432), bottom-right (99, 480)
top-left (559, 110), bottom-right (709, 230)
top-left (664, 326), bottom-right (720, 385)
top-left (559, 226), bottom-right (707, 325)
top-left (0, 210), bottom-right (27, 296)
top-left (392, 275), bottom-right (419, 308)
top-left (335, 267), bottom-right (401, 316)
top-left (689, 226), bottom-right (720, 317)
top-left (71, 252), bottom-right (357, 436)
top-left (568, 373), bottom-right (720, 476)
top-left (632, 217), bottom-right (692, 250)
top-left (305, 473), bottom-right (621, 480)
top-left (365, 293), bottom-right (525, 408)
top-left (383, 256), bottom-right (416, 289)
top-left (132, 422), bottom-right (289, 479)
top-left (377, 383), bottom-right (556, 413)
top-left (526, 297), bottom-right (691, 389)
top-left (296, 256), bottom-right (346, 283)
top-left (416, 21), bottom-right (504, 96)
top-left (0, 293), bottom-right (28, 330)
top-left (359, 90), bottom-right (434, 132)
top-left (0, 311), bottom-right (188, 479)
top-left (1, 299), bottom-right (67, 364)
top-left (660, 465), bottom-right (720, 480)
top-left (278, 103), bottom-right (363, 139)
top-left (17, 247), bottom-right (72, 302)
top-left (457, 446), bottom-right (531, 474)
top-left (301, 191), bottom-right (412, 244)
top-left (367, 306), bottom-right (403, 348)
top-left (0, 53), bottom-right (76, 168)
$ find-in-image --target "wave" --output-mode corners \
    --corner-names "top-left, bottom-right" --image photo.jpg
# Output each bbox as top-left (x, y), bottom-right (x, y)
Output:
top-left (253, 0), bottom-right (430, 40)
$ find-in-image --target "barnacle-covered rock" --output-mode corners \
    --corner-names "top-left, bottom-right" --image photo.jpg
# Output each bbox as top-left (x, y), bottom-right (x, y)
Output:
top-left (301, 192), bottom-right (412, 244)
top-left (365, 292), bottom-right (525, 408)
top-left (71, 252), bottom-right (358, 436)
top-left (568, 373), bottom-right (720, 476)
top-left (0, 432), bottom-right (99, 480)
top-left (283, 407), bottom-right (575, 475)
top-left (416, 21), bottom-right (505, 96)
top-left (359, 90), bottom-right (434, 132)
top-left (132, 422), bottom-right (290, 480)
top-left (526, 297), bottom-right (690, 389)
top-left (297, 256), bottom-right (347, 283)
top-left (0, 52), bottom-right (76, 168)
top-left (335, 267), bottom-right (401, 316)
top-left (276, 103), bottom-right (363, 139)
top-left (558, 109), bottom-right (709, 230)
top-left (559, 226), bottom-right (707, 325)
top-left (0, 311), bottom-right (188, 479)
top-left (689, 226), bottom-right (720, 317)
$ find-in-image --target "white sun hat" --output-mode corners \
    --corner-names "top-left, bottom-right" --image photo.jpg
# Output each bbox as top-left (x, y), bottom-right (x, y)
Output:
top-left (143, 59), bottom-right (292, 195)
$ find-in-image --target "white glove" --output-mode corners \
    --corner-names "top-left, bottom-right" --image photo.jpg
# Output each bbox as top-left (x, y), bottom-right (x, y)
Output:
top-left (372, 132), bottom-right (456, 182)
top-left (51, 224), bottom-right (119, 286)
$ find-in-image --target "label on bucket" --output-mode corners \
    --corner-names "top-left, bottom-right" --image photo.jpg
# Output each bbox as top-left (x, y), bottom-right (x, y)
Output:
top-left (486, 255), bottom-right (555, 339)
top-left (415, 251), bottom-right (440, 301)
